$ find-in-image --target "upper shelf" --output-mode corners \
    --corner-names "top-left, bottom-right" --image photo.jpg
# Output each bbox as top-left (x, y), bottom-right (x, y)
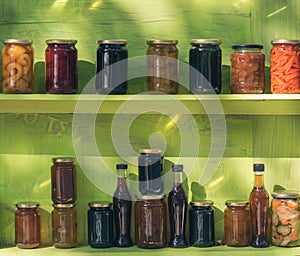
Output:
top-left (0, 94), bottom-right (299, 115)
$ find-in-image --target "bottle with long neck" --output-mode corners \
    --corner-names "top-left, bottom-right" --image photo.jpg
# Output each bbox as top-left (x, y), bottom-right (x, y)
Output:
top-left (168, 164), bottom-right (188, 248)
top-left (249, 163), bottom-right (269, 247)
top-left (113, 164), bottom-right (133, 247)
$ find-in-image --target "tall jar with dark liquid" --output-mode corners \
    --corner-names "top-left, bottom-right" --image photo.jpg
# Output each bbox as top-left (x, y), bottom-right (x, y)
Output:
top-left (113, 164), bottom-right (133, 247)
top-left (249, 163), bottom-right (269, 247)
top-left (168, 164), bottom-right (188, 248)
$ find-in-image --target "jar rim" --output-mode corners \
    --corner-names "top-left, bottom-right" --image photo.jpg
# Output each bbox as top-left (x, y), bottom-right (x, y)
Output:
top-left (135, 194), bottom-right (165, 200)
top-left (4, 39), bottom-right (32, 44)
top-left (190, 200), bottom-right (214, 206)
top-left (88, 201), bottom-right (112, 208)
top-left (139, 148), bottom-right (162, 154)
top-left (271, 39), bottom-right (299, 45)
top-left (190, 39), bottom-right (221, 45)
top-left (232, 44), bottom-right (263, 50)
top-left (146, 39), bottom-right (178, 45)
top-left (53, 203), bottom-right (75, 208)
top-left (46, 39), bottom-right (77, 45)
top-left (52, 157), bottom-right (75, 163)
top-left (272, 190), bottom-right (300, 199)
top-left (16, 202), bottom-right (39, 208)
top-left (97, 39), bottom-right (127, 45)
top-left (225, 200), bottom-right (249, 207)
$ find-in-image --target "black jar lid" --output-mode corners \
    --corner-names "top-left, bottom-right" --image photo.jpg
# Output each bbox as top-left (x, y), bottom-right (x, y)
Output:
top-left (16, 202), bottom-right (39, 208)
top-left (172, 164), bottom-right (183, 172)
top-left (190, 200), bottom-right (214, 207)
top-left (88, 201), bottom-right (112, 208)
top-left (190, 39), bottom-right (221, 45)
top-left (97, 39), bottom-right (127, 45)
top-left (135, 194), bottom-right (165, 200)
top-left (53, 203), bottom-right (75, 208)
top-left (46, 39), bottom-right (77, 45)
top-left (139, 148), bottom-right (162, 154)
top-left (52, 157), bottom-right (75, 163)
top-left (4, 39), bottom-right (32, 44)
top-left (232, 44), bottom-right (263, 50)
top-left (272, 190), bottom-right (300, 199)
top-left (225, 200), bottom-right (249, 207)
top-left (146, 39), bottom-right (178, 45)
top-left (116, 164), bottom-right (128, 170)
top-left (271, 39), bottom-right (299, 45)
top-left (253, 163), bottom-right (264, 172)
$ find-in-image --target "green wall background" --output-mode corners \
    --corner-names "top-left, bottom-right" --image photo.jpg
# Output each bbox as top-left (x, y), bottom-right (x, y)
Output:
top-left (0, 0), bottom-right (299, 247)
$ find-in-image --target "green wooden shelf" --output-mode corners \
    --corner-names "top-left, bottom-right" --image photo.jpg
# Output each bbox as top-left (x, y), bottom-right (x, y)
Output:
top-left (0, 94), bottom-right (299, 115)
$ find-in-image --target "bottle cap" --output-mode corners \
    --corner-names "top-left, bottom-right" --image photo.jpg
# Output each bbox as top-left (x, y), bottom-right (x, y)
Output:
top-left (116, 164), bottom-right (128, 170)
top-left (172, 164), bottom-right (183, 172)
top-left (253, 163), bottom-right (264, 172)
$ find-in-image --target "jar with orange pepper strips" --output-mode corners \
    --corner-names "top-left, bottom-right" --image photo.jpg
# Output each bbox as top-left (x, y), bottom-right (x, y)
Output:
top-left (270, 39), bottom-right (300, 94)
top-left (230, 44), bottom-right (265, 93)
top-left (271, 190), bottom-right (300, 247)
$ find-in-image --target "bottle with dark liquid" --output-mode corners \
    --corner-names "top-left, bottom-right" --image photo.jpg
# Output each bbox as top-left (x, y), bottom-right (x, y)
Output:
top-left (168, 164), bottom-right (188, 248)
top-left (249, 163), bottom-right (269, 247)
top-left (113, 164), bottom-right (133, 247)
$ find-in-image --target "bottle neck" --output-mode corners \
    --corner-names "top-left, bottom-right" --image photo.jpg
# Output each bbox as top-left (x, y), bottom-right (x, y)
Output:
top-left (173, 171), bottom-right (183, 187)
top-left (254, 172), bottom-right (264, 188)
top-left (117, 170), bottom-right (127, 188)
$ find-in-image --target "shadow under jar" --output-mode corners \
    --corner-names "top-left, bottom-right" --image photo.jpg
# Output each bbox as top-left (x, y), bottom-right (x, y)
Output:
top-left (230, 44), bottom-right (265, 93)
top-left (45, 39), bottom-right (78, 94)
top-left (146, 39), bottom-right (178, 94)
top-left (15, 202), bottom-right (41, 249)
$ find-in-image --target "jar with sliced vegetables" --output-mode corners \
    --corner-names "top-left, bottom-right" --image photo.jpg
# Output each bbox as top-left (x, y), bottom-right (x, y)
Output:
top-left (270, 39), bottom-right (300, 94)
top-left (271, 190), bottom-right (300, 247)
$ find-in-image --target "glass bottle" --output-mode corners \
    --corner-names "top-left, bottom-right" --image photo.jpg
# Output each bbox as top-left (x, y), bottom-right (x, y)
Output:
top-left (249, 163), bottom-right (269, 247)
top-left (88, 202), bottom-right (114, 248)
top-left (52, 204), bottom-right (77, 248)
top-left (2, 39), bottom-right (34, 93)
top-left (51, 157), bottom-right (76, 204)
top-left (45, 39), bottom-right (78, 94)
top-left (224, 200), bottom-right (250, 247)
top-left (168, 164), bottom-right (188, 248)
top-left (189, 39), bottom-right (222, 94)
top-left (113, 164), bottom-right (133, 247)
top-left (15, 202), bottom-right (41, 249)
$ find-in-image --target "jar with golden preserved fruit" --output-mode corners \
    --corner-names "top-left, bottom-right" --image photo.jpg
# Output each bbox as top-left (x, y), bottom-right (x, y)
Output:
top-left (146, 40), bottom-right (178, 94)
top-left (224, 200), bottom-right (250, 247)
top-left (230, 44), bottom-right (265, 93)
top-left (271, 190), bottom-right (300, 247)
top-left (52, 204), bottom-right (77, 248)
top-left (2, 39), bottom-right (34, 93)
top-left (270, 39), bottom-right (300, 94)
top-left (15, 202), bottom-right (41, 249)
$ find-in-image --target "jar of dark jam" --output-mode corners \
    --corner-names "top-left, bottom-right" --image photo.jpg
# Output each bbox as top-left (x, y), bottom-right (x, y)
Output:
top-left (230, 44), bottom-right (265, 93)
top-left (271, 190), bottom-right (300, 247)
top-left (52, 204), bottom-right (77, 248)
top-left (146, 39), bottom-right (178, 94)
top-left (15, 202), bottom-right (41, 249)
top-left (189, 39), bottom-right (222, 94)
top-left (189, 200), bottom-right (215, 247)
top-left (96, 40), bottom-right (128, 94)
top-left (51, 157), bottom-right (76, 204)
top-left (224, 200), bottom-right (250, 247)
top-left (88, 202), bottom-right (114, 248)
top-left (45, 40), bottom-right (77, 94)
top-left (138, 149), bottom-right (163, 195)
top-left (2, 39), bottom-right (34, 93)
top-left (135, 194), bottom-right (167, 248)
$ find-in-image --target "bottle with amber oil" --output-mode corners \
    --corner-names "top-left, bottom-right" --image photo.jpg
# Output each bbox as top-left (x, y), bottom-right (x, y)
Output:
top-left (249, 163), bottom-right (269, 247)
top-left (113, 164), bottom-right (133, 247)
top-left (168, 164), bottom-right (188, 248)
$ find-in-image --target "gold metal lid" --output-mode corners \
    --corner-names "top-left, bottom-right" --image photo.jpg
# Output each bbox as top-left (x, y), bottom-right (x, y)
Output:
top-left (190, 200), bottom-right (214, 206)
top-left (16, 202), bottom-right (39, 208)
top-left (97, 40), bottom-right (127, 45)
top-left (53, 203), bottom-right (75, 208)
top-left (46, 39), bottom-right (77, 45)
top-left (4, 39), bottom-right (32, 44)
top-left (271, 39), bottom-right (299, 45)
top-left (139, 148), bottom-right (162, 154)
top-left (52, 157), bottom-right (75, 163)
top-left (88, 201), bottom-right (112, 208)
top-left (190, 39), bottom-right (221, 45)
top-left (225, 200), bottom-right (249, 207)
top-left (135, 194), bottom-right (165, 200)
top-left (146, 39), bottom-right (178, 45)
top-left (272, 190), bottom-right (299, 199)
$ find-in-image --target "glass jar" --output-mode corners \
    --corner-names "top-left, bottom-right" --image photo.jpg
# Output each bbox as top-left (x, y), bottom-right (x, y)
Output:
top-left (189, 39), bottom-right (222, 94)
top-left (146, 39), bottom-right (178, 94)
top-left (45, 40), bottom-right (78, 94)
top-left (135, 194), bottom-right (167, 248)
top-left (88, 202), bottom-right (114, 248)
top-left (15, 202), bottom-right (41, 249)
top-left (189, 200), bottom-right (215, 247)
top-left (52, 204), bottom-right (77, 248)
top-left (96, 40), bottom-right (128, 94)
top-left (224, 200), bottom-right (250, 247)
top-left (230, 44), bottom-right (265, 93)
top-left (270, 39), bottom-right (300, 94)
top-left (2, 39), bottom-right (34, 93)
top-left (271, 190), bottom-right (300, 247)
top-left (138, 149), bottom-right (163, 195)
top-left (51, 157), bottom-right (76, 204)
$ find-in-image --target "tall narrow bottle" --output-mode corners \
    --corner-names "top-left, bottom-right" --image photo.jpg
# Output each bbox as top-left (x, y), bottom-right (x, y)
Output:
top-left (249, 163), bottom-right (269, 247)
top-left (113, 164), bottom-right (133, 247)
top-left (168, 164), bottom-right (188, 248)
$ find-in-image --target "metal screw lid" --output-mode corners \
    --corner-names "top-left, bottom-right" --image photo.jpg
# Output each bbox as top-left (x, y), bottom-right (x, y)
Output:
top-left (53, 203), bottom-right (75, 208)
top-left (272, 190), bottom-right (299, 199)
top-left (190, 200), bottom-right (214, 207)
top-left (146, 39), bottom-right (178, 45)
top-left (139, 148), bottom-right (162, 154)
top-left (271, 39), bottom-right (299, 45)
top-left (190, 39), bottom-right (221, 45)
top-left (46, 39), bottom-right (77, 45)
top-left (52, 157), bottom-right (75, 163)
top-left (88, 201), bottom-right (112, 208)
top-left (225, 200), bottom-right (249, 207)
top-left (16, 202), bottom-right (39, 208)
top-left (135, 194), bottom-right (165, 200)
top-left (253, 163), bottom-right (264, 172)
top-left (232, 44), bottom-right (263, 50)
top-left (116, 164), bottom-right (128, 170)
top-left (97, 40), bottom-right (127, 45)
top-left (4, 39), bottom-right (32, 44)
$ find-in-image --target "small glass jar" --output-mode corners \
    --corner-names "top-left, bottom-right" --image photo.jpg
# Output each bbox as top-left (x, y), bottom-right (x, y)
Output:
top-left (2, 39), bottom-right (34, 93)
top-left (146, 39), bottom-right (178, 94)
top-left (270, 39), bottom-right (300, 94)
top-left (88, 202), bottom-right (114, 248)
top-left (230, 44), bottom-right (265, 93)
top-left (96, 40), bottom-right (128, 94)
top-left (224, 200), bottom-right (250, 247)
top-left (45, 40), bottom-right (78, 94)
top-left (15, 202), bottom-right (41, 249)
top-left (189, 39), bottom-right (222, 94)
top-left (271, 190), bottom-right (300, 247)
top-left (189, 200), bottom-right (215, 247)
top-left (135, 194), bottom-right (167, 248)
top-left (52, 204), bottom-right (77, 248)
top-left (138, 149), bottom-right (163, 195)
top-left (51, 157), bottom-right (76, 204)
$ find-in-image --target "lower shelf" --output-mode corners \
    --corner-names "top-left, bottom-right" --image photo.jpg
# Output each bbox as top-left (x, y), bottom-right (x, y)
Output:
top-left (0, 245), bottom-right (299, 256)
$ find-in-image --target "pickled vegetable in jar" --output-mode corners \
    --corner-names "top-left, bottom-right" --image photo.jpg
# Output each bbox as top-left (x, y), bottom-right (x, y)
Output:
top-left (2, 39), bottom-right (34, 93)
top-left (271, 190), bottom-right (300, 247)
top-left (270, 39), bottom-right (300, 94)
top-left (146, 39), bottom-right (178, 94)
top-left (230, 44), bottom-right (265, 93)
